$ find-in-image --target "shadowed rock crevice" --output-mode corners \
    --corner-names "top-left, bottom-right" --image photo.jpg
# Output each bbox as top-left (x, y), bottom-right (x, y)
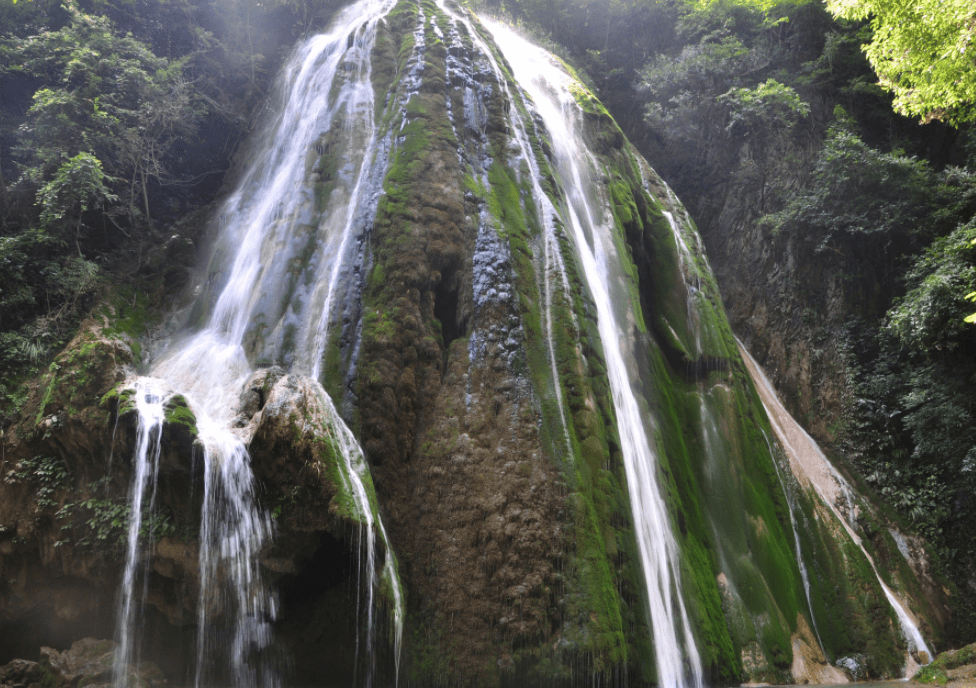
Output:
top-left (433, 268), bottom-right (465, 353)
top-left (272, 531), bottom-right (372, 686)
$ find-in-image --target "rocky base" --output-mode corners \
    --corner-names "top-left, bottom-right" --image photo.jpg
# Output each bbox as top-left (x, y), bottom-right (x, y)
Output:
top-left (0, 638), bottom-right (165, 688)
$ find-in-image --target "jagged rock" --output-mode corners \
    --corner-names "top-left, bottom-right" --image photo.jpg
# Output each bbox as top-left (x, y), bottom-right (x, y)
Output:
top-left (39, 639), bottom-right (116, 688)
top-left (0, 639), bottom-right (165, 688)
top-left (790, 615), bottom-right (850, 684)
top-left (233, 366), bottom-right (285, 427)
top-left (835, 655), bottom-right (869, 682)
top-left (245, 372), bottom-right (367, 532)
top-left (0, 658), bottom-right (41, 688)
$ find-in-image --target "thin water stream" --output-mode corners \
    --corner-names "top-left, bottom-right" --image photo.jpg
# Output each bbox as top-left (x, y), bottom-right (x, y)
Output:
top-left (737, 339), bottom-right (933, 671)
top-left (483, 20), bottom-right (704, 688)
top-left (114, 380), bottom-right (166, 683)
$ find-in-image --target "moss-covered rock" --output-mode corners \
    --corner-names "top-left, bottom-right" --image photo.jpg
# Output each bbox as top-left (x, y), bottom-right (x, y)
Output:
top-left (914, 643), bottom-right (976, 686)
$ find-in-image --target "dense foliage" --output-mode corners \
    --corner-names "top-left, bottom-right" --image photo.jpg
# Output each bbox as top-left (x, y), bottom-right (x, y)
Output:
top-left (0, 0), bottom-right (345, 409)
top-left (824, 0), bottom-right (976, 126)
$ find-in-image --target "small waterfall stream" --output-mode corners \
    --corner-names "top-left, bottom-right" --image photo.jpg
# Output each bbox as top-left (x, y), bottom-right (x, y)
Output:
top-left (483, 20), bottom-right (704, 688)
top-left (737, 339), bottom-right (933, 671)
top-left (761, 428), bottom-right (827, 654)
top-left (114, 380), bottom-right (166, 683)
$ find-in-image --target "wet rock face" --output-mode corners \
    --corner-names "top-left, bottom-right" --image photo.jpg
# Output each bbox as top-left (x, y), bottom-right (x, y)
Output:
top-left (354, 3), bottom-right (578, 679)
top-left (244, 371), bottom-right (362, 534)
top-left (0, 316), bottom-right (136, 662)
top-left (241, 370), bottom-right (400, 685)
top-left (694, 183), bottom-right (854, 445)
top-left (0, 333), bottom-right (388, 676)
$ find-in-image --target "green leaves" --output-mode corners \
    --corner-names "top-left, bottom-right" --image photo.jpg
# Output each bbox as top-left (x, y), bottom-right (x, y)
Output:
top-left (37, 152), bottom-right (118, 237)
top-left (887, 222), bottom-right (976, 352)
top-left (719, 78), bottom-right (809, 132)
top-left (824, 0), bottom-right (976, 125)
top-left (762, 122), bottom-right (958, 252)
top-left (4, 4), bottom-right (195, 233)
top-left (3, 454), bottom-right (72, 511)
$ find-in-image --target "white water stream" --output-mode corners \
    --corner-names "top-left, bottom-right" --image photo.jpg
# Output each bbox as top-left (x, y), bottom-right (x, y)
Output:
top-left (737, 339), bottom-right (933, 671)
top-left (483, 21), bottom-right (704, 688)
top-left (434, 1), bottom-right (578, 461)
top-left (114, 379), bottom-right (166, 684)
top-left (115, 0), bottom-right (405, 684)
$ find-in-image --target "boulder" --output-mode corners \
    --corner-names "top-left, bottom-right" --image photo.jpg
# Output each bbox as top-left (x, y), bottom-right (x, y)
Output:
top-left (0, 639), bottom-right (165, 688)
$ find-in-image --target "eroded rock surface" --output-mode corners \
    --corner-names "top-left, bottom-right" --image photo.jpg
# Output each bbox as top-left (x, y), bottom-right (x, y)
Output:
top-left (0, 639), bottom-right (165, 688)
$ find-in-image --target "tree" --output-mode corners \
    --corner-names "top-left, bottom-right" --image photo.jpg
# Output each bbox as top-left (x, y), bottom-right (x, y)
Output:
top-left (824, 0), bottom-right (976, 126)
top-left (2, 3), bottom-right (197, 238)
top-left (36, 152), bottom-right (118, 256)
top-left (719, 78), bottom-right (809, 208)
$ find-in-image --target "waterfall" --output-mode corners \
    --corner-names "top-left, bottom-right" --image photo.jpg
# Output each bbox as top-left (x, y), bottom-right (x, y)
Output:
top-left (192, 422), bottom-right (277, 688)
top-left (761, 428), bottom-right (827, 654)
top-left (482, 20), bottom-right (704, 688)
top-left (737, 339), bottom-right (933, 670)
top-left (114, 0), bottom-right (405, 683)
top-left (114, 379), bottom-right (166, 683)
top-left (432, 0), bottom-right (578, 460)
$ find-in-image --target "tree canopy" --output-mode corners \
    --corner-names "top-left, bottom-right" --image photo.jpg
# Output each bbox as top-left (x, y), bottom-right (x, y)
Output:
top-left (825, 0), bottom-right (976, 125)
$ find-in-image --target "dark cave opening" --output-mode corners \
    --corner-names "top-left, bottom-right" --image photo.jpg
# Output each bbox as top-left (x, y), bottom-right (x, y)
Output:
top-left (0, 584), bottom-right (115, 666)
top-left (433, 272), bottom-right (464, 351)
top-left (274, 529), bottom-right (368, 686)
top-left (277, 530), bottom-right (351, 607)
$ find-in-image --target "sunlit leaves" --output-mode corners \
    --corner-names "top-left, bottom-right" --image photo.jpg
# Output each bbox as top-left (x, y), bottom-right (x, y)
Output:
top-left (37, 152), bottom-right (118, 237)
top-left (720, 77), bottom-right (809, 131)
top-left (825, 0), bottom-right (976, 125)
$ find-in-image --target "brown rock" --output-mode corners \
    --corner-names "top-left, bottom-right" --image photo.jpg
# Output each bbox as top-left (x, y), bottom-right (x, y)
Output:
top-left (0, 658), bottom-right (41, 688)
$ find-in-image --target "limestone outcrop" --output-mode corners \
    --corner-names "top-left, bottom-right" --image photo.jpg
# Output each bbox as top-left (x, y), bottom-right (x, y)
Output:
top-left (0, 639), bottom-right (165, 688)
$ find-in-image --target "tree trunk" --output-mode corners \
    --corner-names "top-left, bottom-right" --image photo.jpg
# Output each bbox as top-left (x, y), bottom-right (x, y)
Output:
top-left (141, 168), bottom-right (153, 232)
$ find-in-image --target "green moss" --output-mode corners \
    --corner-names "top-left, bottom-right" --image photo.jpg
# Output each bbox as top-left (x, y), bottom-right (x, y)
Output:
top-left (473, 85), bottom-right (655, 682)
top-left (35, 363), bottom-right (59, 425)
top-left (98, 287), bottom-right (151, 362)
top-left (915, 665), bottom-right (950, 684)
top-left (786, 483), bottom-right (905, 676)
top-left (320, 334), bottom-right (345, 404)
top-left (163, 394), bottom-right (198, 436)
top-left (916, 643), bottom-right (976, 684)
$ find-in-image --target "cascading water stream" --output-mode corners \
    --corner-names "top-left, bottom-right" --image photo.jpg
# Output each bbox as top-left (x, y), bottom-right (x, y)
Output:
top-left (737, 338), bottom-right (933, 670)
top-left (114, 379), bottom-right (167, 684)
top-left (320, 387), bottom-right (404, 683)
top-left (483, 20), bottom-right (704, 688)
top-left (434, 0), bottom-right (578, 461)
top-left (115, 1), bottom-right (405, 684)
top-left (193, 420), bottom-right (277, 688)
top-left (662, 209), bottom-right (704, 359)
top-left (760, 428), bottom-right (826, 653)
